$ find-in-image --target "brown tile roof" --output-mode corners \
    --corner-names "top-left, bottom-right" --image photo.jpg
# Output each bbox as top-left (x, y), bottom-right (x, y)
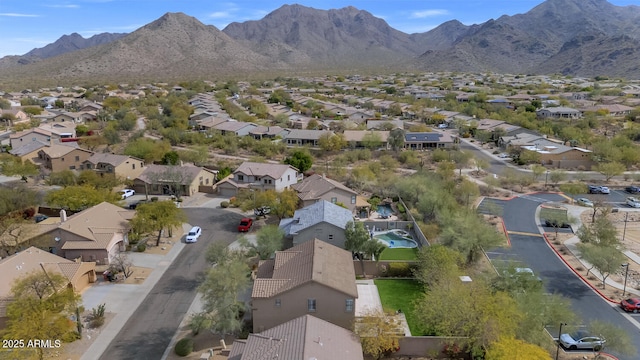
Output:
top-left (85, 153), bottom-right (142, 167)
top-left (58, 202), bottom-right (131, 241)
top-left (228, 315), bottom-right (363, 360)
top-left (235, 162), bottom-right (298, 179)
top-left (0, 247), bottom-right (78, 299)
top-left (252, 239), bottom-right (357, 299)
top-left (291, 173), bottom-right (356, 202)
top-left (39, 143), bottom-right (85, 158)
top-left (136, 164), bottom-right (209, 185)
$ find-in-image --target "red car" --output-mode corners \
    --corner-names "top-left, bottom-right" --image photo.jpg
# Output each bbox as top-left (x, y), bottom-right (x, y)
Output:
top-left (620, 298), bottom-right (640, 313)
top-left (238, 218), bottom-right (253, 232)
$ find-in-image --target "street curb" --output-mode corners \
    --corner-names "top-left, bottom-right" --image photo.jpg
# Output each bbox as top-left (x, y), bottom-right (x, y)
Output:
top-left (499, 217), bottom-right (511, 247)
top-left (542, 232), bottom-right (618, 304)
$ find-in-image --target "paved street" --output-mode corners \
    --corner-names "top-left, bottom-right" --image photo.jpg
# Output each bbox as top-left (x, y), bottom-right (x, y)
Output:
top-left (481, 193), bottom-right (640, 359)
top-left (98, 207), bottom-right (245, 360)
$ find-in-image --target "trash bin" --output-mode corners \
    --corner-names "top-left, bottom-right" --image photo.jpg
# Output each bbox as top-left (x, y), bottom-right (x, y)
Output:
top-left (103, 270), bottom-right (110, 281)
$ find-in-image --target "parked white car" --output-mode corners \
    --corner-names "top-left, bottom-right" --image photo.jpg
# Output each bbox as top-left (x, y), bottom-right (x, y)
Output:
top-left (185, 226), bottom-right (202, 243)
top-left (627, 197), bottom-right (640, 208)
top-left (119, 189), bottom-right (135, 199)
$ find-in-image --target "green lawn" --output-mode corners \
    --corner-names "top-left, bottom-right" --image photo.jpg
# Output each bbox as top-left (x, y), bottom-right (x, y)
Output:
top-left (379, 247), bottom-right (418, 260)
top-left (374, 279), bottom-right (425, 335)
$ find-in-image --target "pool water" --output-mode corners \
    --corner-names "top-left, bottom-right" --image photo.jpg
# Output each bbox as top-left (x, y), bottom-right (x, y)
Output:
top-left (373, 230), bottom-right (418, 248)
top-left (377, 204), bottom-right (393, 217)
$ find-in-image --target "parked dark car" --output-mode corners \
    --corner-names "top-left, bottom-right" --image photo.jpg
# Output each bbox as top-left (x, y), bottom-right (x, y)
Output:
top-left (625, 186), bottom-right (640, 194)
top-left (544, 219), bottom-right (571, 228)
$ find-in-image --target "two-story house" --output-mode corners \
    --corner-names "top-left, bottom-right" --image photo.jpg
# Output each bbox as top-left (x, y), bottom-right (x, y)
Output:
top-left (217, 162), bottom-right (302, 197)
top-left (251, 239), bottom-right (358, 332)
top-left (279, 200), bottom-right (353, 248)
top-left (37, 143), bottom-right (94, 172)
top-left (291, 174), bottom-right (358, 211)
top-left (82, 153), bottom-right (145, 181)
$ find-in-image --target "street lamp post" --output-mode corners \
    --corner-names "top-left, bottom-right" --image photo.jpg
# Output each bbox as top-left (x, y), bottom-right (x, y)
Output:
top-left (622, 263), bottom-right (630, 297)
top-left (555, 322), bottom-right (567, 360)
top-left (622, 211), bottom-right (629, 242)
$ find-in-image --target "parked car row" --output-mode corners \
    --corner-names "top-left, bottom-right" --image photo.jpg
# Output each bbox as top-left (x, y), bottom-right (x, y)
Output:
top-left (559, 330), bottom-right (605, 351)
top-left (627, 197), bottom-right (640, 208)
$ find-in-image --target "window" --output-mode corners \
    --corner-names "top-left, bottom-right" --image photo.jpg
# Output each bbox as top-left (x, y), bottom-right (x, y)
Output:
top-left (61, 157), bottom-right (65, 162)
top-left (331, 197), bottom-right (337, 203)
top-left (75, 156), bottom-right (80, 161)
top-left (275, 299), bottom-right (281, 307)
top-left (238, 174), bottom-right (244, 181)
top-left (346, 299), bottom-right (354, 312)
top-left (287, 175), bottom-right (290, 181)
top-left (328, 234), bottom-right (334, 240)
top-left (351, 195), bottom-right (356, 204)
top-left (307, 299), bottom-right (316, 312)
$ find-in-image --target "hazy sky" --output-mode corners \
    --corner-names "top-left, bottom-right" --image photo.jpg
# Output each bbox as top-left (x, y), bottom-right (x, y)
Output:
top-left (1, 0), bottom-right (637, 57)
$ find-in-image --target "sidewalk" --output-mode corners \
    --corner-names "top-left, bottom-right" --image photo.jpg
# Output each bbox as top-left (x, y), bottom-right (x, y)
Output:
top-left (539, 204), bottom-right (640, 298)
top-left (79, 223), bottom-right (191, 360)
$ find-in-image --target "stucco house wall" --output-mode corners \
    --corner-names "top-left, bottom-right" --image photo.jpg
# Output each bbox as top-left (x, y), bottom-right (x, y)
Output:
top-left (252, 282), bottom-right (356, 332)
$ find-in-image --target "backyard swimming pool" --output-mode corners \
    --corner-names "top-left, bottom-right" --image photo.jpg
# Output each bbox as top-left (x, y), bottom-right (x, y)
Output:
top-left (373, 229), bottom-right (418, 248)
top-left (377, 204), bottom-right (393, 218)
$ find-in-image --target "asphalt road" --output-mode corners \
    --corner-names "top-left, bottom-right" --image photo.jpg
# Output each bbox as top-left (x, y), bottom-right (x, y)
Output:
top-left (98, 208), bottom-right (245, 360)
top-left (482, 193), bottom-right (640, 359)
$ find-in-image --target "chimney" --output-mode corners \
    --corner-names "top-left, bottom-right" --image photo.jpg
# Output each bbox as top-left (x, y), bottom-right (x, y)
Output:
top-left (60, 209), bottom-right (67, 222)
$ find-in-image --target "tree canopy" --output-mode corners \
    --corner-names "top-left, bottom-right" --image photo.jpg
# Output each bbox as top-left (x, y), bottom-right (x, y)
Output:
top-left (130, 200), bottom-right (187, 246)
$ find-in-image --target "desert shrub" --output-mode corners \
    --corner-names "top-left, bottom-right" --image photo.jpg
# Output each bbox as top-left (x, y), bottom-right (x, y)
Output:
top-left (175, 338), bottom-right (194, 357)
top-left (396, 203), bottom-right (406, 214)
top-left (87, 304), bottom-right (106, 328)
top-left (220, 201), bottom-right (229, 208)
top-left (386, 262), bottom-right (416, 277)
top-left (137, 243), bottom-right (146, 252)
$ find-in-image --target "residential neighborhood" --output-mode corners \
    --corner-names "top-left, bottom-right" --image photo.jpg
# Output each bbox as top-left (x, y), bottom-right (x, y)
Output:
top-left (1, 72), bottom-right (640, 360)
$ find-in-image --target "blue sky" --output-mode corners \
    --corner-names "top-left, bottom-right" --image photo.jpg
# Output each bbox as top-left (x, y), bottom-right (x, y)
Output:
top-left (0, 0), bottom-right (637, 57)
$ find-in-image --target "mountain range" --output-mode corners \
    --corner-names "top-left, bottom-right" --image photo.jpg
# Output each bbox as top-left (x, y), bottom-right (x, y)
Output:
top-left (1, 0), bottom-right (640, 85)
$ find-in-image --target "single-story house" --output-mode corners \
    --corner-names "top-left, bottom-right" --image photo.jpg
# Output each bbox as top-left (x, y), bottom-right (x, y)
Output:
top-left (229, 315), bottom-right (363, 360)
top-left (133, 164), bottom-right (217, 197)
top-left (0, 246), bottom-right (97, 326)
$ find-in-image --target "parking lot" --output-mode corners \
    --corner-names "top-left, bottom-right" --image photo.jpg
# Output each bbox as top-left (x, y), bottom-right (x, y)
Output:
top-left (574, 188), bottom-right (640, 209)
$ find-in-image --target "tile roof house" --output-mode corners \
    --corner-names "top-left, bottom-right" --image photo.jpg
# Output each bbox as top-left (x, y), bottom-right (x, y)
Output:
top-left (343, 130), bottom-right (390, 150)
top-left (37, 143), bottom-right (94, 172)
top-left (283, 129), bottom-right (333, 147)
top-left (0, 246), bottom-right (97, 326)
top-left (217, 162), bottom-right (302, 197)
top-left (48, 202), bottom-right (133, 265)
top-left (291, 174), bottom-right (358, 211)
top-left (251, 239), bottom-right (358, 332)
top-left (82, 153), bottom-right (145, 181)
top-left (521, 139), bottom-right (594, 170)
top-left (229, 315), bottom-right (363, 360)
top-left (248, 125), bottom-right (289, 140)
top-left (536, 107), bottom-right (582, 119)
top-left (279, 200), bottom-right (353, 248)
top-left (133, 164), bottom-right (217, 197)
top-left (9, 128), bottom-right (52, 148)
top-left (213, 121), bottom-right (258, 136)
top-left (8, 140), bottom-right (50, 163)
top-left (404, 132), bottom-right (455, 150)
